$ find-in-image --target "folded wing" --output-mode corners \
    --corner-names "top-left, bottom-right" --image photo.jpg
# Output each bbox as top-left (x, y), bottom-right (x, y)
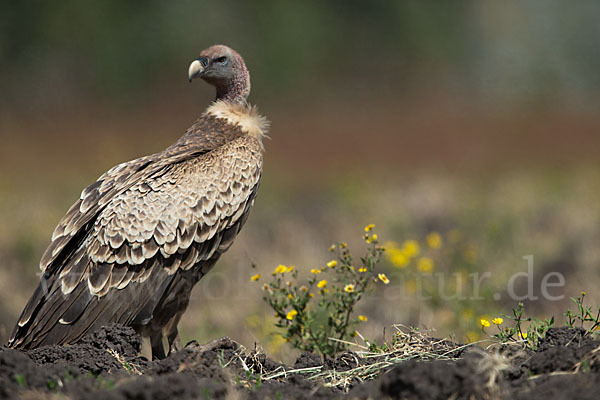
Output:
top-left (9, 136), bottom-right (262, 349)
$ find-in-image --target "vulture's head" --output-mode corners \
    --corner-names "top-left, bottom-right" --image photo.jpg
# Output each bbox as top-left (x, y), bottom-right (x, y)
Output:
top-left (188, 45), bottom-right (250, 103)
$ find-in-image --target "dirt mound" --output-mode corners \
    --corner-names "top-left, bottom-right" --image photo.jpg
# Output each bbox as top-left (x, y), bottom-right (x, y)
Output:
top-left (25, 324), bottom-right (143, 376)
top-left (0, 325), bottom-right (599, 399)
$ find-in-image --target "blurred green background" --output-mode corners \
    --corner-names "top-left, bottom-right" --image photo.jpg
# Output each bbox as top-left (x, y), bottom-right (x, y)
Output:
top-left (1, 1), bottom-right (599, 359)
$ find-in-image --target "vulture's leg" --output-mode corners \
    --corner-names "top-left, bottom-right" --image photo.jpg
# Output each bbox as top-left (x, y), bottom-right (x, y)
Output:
top-left (150, 331), bottom-right (167, 360)
top-left (163, 309), bottom-right (185, 355)
top-left (141, 335), bottom-right (153, 360)
top-left (152, 332), bottom-right (169, 360)
top-left (168, 329), bottom-right (182, 354)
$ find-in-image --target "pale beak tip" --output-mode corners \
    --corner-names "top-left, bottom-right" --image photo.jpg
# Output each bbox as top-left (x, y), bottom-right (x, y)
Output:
top-left (188, 59), bottom-right (203, 82)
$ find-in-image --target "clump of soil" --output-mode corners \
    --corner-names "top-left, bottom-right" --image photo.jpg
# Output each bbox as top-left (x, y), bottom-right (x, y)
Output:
top-left (1, 325), bottom-right (599, 399)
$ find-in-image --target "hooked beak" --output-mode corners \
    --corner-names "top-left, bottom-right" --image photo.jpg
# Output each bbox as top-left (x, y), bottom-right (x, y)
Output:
top-left (188, 57), bottom-right (209, 82)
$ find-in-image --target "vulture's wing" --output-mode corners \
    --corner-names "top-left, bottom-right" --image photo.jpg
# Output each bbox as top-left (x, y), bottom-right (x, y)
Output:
top-left (9, 135), bottom-right (262, 348)
top-left (39, 112), bottom-right (246, 275)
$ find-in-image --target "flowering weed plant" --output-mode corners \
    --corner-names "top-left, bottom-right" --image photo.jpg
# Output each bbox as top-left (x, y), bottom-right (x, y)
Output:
top-left (480, 302), bottom-right (552, 350)
top-left (482, 294), bottom-right (600, 350)
top-left (564, 292), bottom-right (600, 336)
top-left (254, 226), bottom-right (386, 358)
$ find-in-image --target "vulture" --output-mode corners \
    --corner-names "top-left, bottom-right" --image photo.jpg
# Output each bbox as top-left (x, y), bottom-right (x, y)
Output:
top-left (8, 45), bottom-right (268, 359)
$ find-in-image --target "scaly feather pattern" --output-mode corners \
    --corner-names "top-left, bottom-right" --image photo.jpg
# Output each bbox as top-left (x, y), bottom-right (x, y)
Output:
top-left (9, 107), bottom-right (266, 351)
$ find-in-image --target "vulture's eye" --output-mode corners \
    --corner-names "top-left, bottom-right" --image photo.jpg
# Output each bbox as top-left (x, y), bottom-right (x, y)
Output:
top-left (215, 56), bottom-right (228, 64)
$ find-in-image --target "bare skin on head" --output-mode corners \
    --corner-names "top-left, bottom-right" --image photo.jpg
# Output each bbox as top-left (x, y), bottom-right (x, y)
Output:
top-left (188, 44), bottom-right (251, 103)
top-left (8, 45), bottom-right (268, 360)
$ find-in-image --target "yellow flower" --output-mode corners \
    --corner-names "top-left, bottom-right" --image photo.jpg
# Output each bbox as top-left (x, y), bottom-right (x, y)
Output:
top-left (426, 232), bottom-right (443, 249)
top-left (327, 260), bottom-right (338, 268)
top-left (358, 267), bottom-right (367, 273)
top-left (417, 257), bottom-right (434, 272)
top-left (310, 268), bottom-right (321, 275)
top-left (287, 266), bottom-right (295, 272)
top-left (317, 280), bottom-right (328, 288)
top-left (402, 240), bottom-right (420, 258)
top-left (388, 249), bottom-right (409, 268)
top-left (286, 310), bottom-right (298, 320)
top-left (309, 293), bottom-right (314, 297)
top-left (287, 293), bottom-right (294, 299)
top-left (250, 273), bottom-right (261, 281)
top-left (329, 244), bottom-right (336, 252)
top-left (344, 284), bottom-right (355, 293)
top-left (273, 264), bottom-right (288, 275)
top-left (366, 233), bottom-right (379, 243)
top-left (492, 317), bottom-right (503, 325)
top-left (480, 319), bottom-right (490, 328)
top-left (378, 273), bottom-right (390, 284)
top-left (358, 315), bottom-right (368, 322)
top-left (364, 224), bottom-right (375, 232)
top-left (519, 332), bottom-right (528, 339)
top-left (320, 289), bottom-right (329, 295)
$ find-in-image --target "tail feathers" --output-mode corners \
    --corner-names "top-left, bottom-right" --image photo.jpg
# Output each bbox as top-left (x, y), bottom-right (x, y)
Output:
top-left (8, 265), bottom-right (176, 350)
top-left (8, 273), bottom-right (54, 348)
top-left (13, 273), bottom-right (51, 331)
top-left (9, 277), bottom-right (87, 349)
